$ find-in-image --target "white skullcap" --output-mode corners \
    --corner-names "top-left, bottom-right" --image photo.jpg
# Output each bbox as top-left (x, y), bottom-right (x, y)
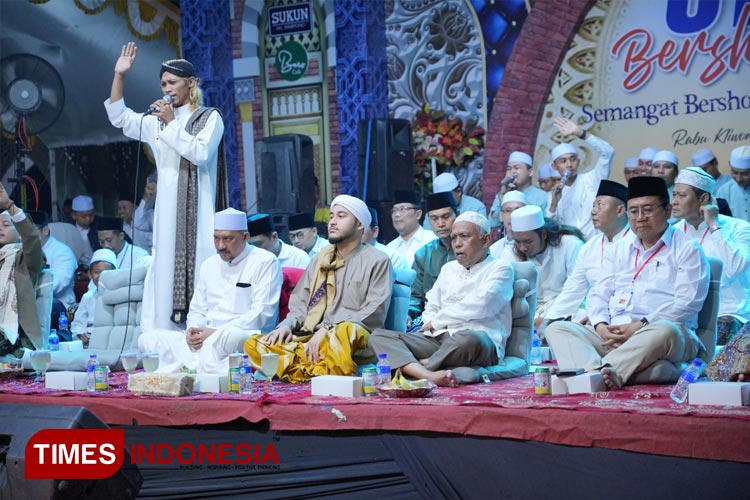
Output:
top-left (508, 151), bottom-right (533, 167)
top-left (214, 207), bottom-right (247, 231)
top-left (730, 145), bottom-right (750, 170)
top-left (551, 143), bottom-right (577, 162)
top-left (624, 157), bottom-right (639, 170)
top-left (501, 190), bottom-right (527, 206)
top-left (653, 150), bottom-right (679, 165)
top-left (433, 172), bottom-right (459, 193)
top-left (639, 147), bottom-right (658, 161)
top-left (675, 167), bottom-right (716, 195)
top-left (331, 195), bottom-right (371, 228)
top-left (537, 162), bottom-right (560, 179)
top-left (691, 148), bottom-right (716, 167)
top-left (510, 205), bottom-right (545, 232)
top-left (90, 248), bottom-right (117, 268)
top-left (454, 211), bottom-right (490, 234)
top-left (72, 195), bottom-right (94, 211)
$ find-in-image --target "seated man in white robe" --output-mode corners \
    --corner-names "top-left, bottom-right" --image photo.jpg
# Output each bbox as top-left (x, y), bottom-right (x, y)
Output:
top-left (370, 212), bottom-right (514, 387)
top-left (139, 208), bottom-right (282, 373)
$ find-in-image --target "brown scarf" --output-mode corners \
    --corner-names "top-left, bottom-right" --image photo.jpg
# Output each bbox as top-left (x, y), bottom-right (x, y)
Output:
top-left (300, 245), bottom-right (345, 335)
top-left (171, 107), bottom-right (229, 324)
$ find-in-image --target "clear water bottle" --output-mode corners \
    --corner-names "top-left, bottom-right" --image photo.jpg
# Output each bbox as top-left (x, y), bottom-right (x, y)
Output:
top-left (530, 329), bottom-right (542, 366)
top-left (239, 354), bottom-right (253, 394)
top-left (48, 329), bottom-right (60, 351)
top-left (670, 358), bottom-right (706, 403)
top-left (376, 353), bottom-right (391, 386)
top-left (86, 354), bottom-right (99, 393)
top-left (58, 312), bottom-right (70, 340)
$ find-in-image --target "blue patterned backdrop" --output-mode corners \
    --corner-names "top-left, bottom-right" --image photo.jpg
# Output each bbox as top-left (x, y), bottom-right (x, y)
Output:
top-left (334, 0), bottom-right (389, 196)
top-left (181, 1), bottom-right (242, 208)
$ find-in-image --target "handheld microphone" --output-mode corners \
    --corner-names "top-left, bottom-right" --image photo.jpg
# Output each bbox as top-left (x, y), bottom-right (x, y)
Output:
top-left (555, 170), bottom-right (572, 194)
top-left (500, 175), bottom-right (516, 188)
top-left (144, 95), bottom-right (173, 115)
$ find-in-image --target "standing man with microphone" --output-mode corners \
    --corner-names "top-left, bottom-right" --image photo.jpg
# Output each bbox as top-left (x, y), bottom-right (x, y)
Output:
top-left (545, 117), bottom-right (614, 240)
top-left (104, 42), bottom-right (228, 332)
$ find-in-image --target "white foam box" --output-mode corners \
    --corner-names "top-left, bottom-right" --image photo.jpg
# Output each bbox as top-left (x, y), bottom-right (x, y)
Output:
top-left (60, 340), bottom-right (84, 352)
top-left (688, 381), bottom-right (750, 406)
top-left (45, 371), bottom-right (88, 391)
top-left (194, 373), bottom-right (229, 393)
top-left (311, 375), bottom-right (363, 398)
top-left (551, 372), bottom-right (608, 395)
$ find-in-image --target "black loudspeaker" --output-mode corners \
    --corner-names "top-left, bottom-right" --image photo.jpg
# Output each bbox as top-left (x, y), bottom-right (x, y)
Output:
top-left (0, 404), bottom-right (142, 500)
top-left (256, 134), bottom-right (316, 215)
top-left (357, 119), bottom-right (414, 202)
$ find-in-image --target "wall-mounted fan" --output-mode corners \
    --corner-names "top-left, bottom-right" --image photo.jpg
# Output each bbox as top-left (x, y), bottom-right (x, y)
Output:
top-left (1, 53), bottom-right (65, 137)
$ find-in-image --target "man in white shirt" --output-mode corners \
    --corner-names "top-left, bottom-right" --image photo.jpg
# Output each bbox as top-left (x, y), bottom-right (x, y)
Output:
top-left (288, 212), bottom-right (328, 259)
top-left (543, 180), bottom-right (629, 327)
top-left (506, 205), bottom-right (584, 328)
top-left (431, 172), bottom-right (487, 220)
top-left (545, 177), bottom-right (710, 389)
top-left (370, 212), bottom-right (514, 387)
top-left (363, 208), bottom-right (409, 271)
top-left (545, 117), bottom-right (614, 240)
top-left (490, 151), bottom-right (548, 228)
top-left (97, 217), bottom-right (150, 269)
top-left (387, 190), bottom-right (436, 267)
top-left (248, 213), bottom-right (310, 270)
top-left (71, 249), bottom-right (117, 347)
top-left (716, 145), bottom-right (750, 223)
top-left (139, 208), bottom-right (283, 373)
top-left (489, 191), bottom-right (526, 259)
top-left (623, 157), bottom-right (639, 182)
top-left (70, 194), bottom-right (99, 267)
top-left (671, 166), bottom-right (750, 344)
top-left (30, 211), bottom-right (76, 311)
top-left (692, 148), bottom-right (732, 193)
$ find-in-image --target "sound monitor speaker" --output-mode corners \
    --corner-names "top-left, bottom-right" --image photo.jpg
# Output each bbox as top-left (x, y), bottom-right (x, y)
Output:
top-left (256, 134), bottom-right (316, 216)
top-left (0, 404), bottom-right (142, 500)
top-left (358, 119), bottom-right (414, 203)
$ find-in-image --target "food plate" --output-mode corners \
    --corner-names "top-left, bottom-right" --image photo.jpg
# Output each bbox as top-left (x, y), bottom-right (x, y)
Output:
top-left (377, 380), bottom-right (436, 398)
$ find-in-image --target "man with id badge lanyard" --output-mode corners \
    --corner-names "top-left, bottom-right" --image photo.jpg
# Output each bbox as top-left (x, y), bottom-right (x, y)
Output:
top-left (545, 177), bottom-right (709, 389)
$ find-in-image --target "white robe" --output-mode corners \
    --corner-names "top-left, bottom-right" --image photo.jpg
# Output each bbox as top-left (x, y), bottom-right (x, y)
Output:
top-left (105, 97), bottom-right (224, 332)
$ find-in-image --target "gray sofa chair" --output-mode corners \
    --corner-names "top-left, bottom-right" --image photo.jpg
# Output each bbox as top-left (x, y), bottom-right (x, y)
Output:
top-left (453, 261), bottom-right (538, 384)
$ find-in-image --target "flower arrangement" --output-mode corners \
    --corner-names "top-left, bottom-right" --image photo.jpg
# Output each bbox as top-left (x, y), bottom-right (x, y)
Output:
top-left (412, 103), bottom-right (485, 193)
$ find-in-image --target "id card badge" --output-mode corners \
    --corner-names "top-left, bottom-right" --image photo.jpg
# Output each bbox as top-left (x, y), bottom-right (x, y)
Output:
top-left (609, 286), bottom-right (634, 316)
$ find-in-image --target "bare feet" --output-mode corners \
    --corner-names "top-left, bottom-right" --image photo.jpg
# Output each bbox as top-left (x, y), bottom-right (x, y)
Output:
top-left (601, 366), bottom-right (623, 390)
top-left (425, 369), bottom-right (458, 387)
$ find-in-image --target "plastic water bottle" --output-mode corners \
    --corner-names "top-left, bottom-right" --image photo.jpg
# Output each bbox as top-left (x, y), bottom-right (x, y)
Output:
top-left (376, 353), bottom-right (391, 386)
top-left (530, 329), bottom-right (542, 366)
top-left (670, 358), bottom-right (706, 403)
top-left (48, 329), bottom-right (60, 351)
top-left (239, 354), bottom-right (253, 395)
top-left (86, 354), bottom-right (99, 393)
top-left (57, 312), bottom-right (70, 341)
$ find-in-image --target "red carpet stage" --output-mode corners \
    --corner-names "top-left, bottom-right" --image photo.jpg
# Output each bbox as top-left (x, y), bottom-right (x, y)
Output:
top-left (1, 371), bottom-right (748, 499)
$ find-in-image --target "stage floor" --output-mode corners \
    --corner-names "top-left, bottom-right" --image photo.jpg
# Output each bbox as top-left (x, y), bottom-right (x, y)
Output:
top-left (1, 370), bottom-right (748, 464)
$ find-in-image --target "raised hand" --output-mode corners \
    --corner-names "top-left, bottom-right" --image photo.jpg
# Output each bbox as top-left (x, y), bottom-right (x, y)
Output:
top-left (115, 42), bottom-right (138, 75)
top-left (553, 116), bottom-right (581, 137)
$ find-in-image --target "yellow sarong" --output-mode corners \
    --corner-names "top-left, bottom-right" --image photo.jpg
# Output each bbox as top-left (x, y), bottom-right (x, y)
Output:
top-left (244, 322), bottom-right (371, 383)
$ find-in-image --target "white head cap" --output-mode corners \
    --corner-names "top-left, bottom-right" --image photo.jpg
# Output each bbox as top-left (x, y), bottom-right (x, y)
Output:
top-left (537, 162), bottom-right (560, 179)
top-left (501, 190), bottom-right (527, 206)
top-left (690, 148), bottom-right (716, 167)
top-left (510, 205), bottom-right (545, 232)
top-left (653, 150), bottom-right (679, 166)
top-left (730, 145), bottom-right (750, 170)
top-left (675, 167), bottom-right (716, 195)
top-left (639, 147), bottom-right (659, 161)
top-left (90, 248), bottom-right (117, 268)
top-left (214, 208), bottom-right (248, 231)
top-left (331, 194), bottom-right (371, 228)
top-left (624, 157), bottom-right (639, 170)
top-left (433, 172), bottom-right (460, 193)
top-left (454, 211), bottom-right (490, 234)
top-left (72, 195), bottom-right (94, 212)
top-left (551, 143), bottom-right (577, 162)
top-left (508, 151), bottom-right (533, 167)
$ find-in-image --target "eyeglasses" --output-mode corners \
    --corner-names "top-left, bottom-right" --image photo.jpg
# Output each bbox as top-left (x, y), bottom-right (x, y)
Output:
top-left (391, 206), bottom-right (419, 215)
top-left (288, 230), bottom-right (310, 240)
top-left (627, 204), bottom-right (665, 219)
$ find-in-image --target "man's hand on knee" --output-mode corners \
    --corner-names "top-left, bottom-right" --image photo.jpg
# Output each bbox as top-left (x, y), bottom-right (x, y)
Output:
top-left (264, 326), bottom-right (292, 346)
